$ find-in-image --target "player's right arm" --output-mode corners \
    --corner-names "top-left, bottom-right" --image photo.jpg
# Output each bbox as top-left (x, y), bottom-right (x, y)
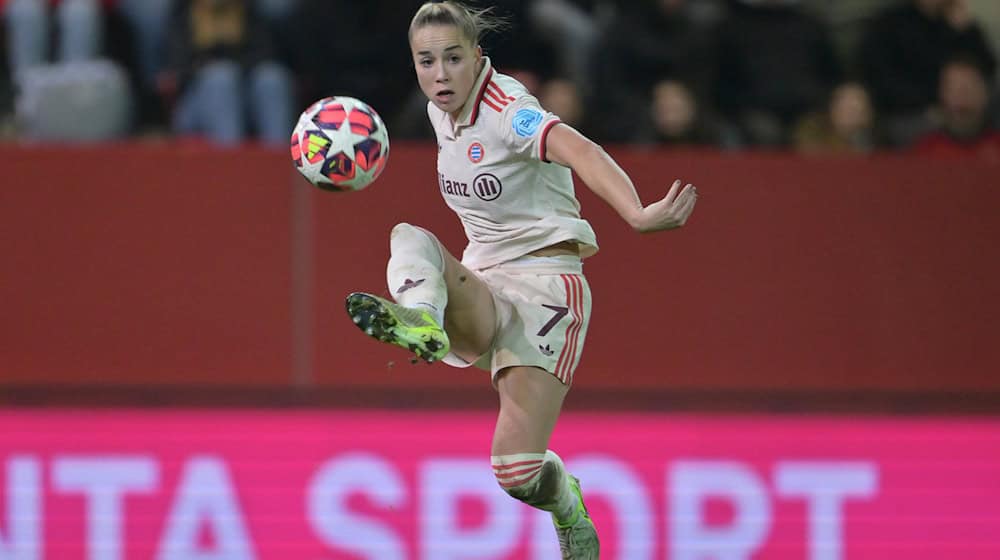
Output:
top-left (544, 123), bottom-right (698, 233)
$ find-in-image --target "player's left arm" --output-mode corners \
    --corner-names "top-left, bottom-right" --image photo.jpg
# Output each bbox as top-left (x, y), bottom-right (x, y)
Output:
top-left (544, 123), bottom-right (698, 233)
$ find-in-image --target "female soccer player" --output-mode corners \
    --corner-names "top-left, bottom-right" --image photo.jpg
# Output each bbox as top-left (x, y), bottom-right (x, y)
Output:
top-left (346, 1), bottom-right (697, 557)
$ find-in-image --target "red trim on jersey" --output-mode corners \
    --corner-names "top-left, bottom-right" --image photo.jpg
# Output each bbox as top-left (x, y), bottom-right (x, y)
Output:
top-left (487, 81), bottom-right (515, 102)
top-left (467, 67), bottom-right (495, 126)
top-left (555, 274), bottom-right (584, 384)
top-left (539, 119), bottom-right (562, 162)
top-left (484, 87), bottom-right (510, 108)
top-left (479, 80), bottom-right (519, 115)
top-left (482, 97), bottom-right (505, 113)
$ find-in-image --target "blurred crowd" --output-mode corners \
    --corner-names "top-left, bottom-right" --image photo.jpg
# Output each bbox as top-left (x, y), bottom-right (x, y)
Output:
top-left (1, 0), bottom-right (999, 158)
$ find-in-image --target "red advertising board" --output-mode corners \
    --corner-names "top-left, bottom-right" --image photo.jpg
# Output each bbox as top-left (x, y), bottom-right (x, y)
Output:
top-left (2, 410), bottom-right (998, 559)
top-left (1, 145), bottom-right (999, 398)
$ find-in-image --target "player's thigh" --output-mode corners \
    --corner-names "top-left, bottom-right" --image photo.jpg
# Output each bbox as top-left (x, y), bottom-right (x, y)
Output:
top-left (438, 249), bottom-right (496, 361)
top-left (491, 365), bottom-right (569, 456)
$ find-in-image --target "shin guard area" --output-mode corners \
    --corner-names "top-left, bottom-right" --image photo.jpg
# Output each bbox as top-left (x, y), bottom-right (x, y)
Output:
top-left (386, 223), bottom-right (447, 322)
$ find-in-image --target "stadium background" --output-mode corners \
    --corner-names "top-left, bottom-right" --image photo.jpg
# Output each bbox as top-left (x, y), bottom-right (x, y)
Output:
top-left (1, 143), bottom-right (999, 558)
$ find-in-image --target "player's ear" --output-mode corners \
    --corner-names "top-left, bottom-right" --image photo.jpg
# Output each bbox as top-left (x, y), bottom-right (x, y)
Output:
top-left (475, 44), bottom-right (482, 59)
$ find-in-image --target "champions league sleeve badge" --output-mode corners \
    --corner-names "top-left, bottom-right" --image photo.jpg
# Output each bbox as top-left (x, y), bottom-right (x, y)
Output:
top-left (513, 108), bottom-right (544, 137)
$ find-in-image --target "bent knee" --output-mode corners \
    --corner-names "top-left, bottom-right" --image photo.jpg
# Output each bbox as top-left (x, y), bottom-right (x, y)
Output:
top-left (390, 222), bottom-right (418, 239)
top-left (389, 223), bottom-right (443, 262)
top-left (391, 222), bottom-right (438, 242)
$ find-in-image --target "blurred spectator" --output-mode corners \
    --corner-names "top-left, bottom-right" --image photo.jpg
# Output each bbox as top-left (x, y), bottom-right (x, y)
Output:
top-left (809, 0), bottom-right (897, 69)
top-left (0, 24), bottom-right (12, 137)
top-left (715, 0), bottom-right (842, 147)
top-left (3, 0), bottom-right (137, 142)
top-left (2, 0), bottom-right (104, 82)
top-left (528, 0), bottom-right (603, 97)
top-left (486, 0), bottom-right (557, 92)
top-left (857, 0), bottom-right (997, 147)
top-left (110, 0), bottom-right (172, 131)
top-left (161, 0), bottom-right (295, 147)
top-left (291, 0), bottom-right (416, 124)
top-left (390, 88), bottom-right (436, 141)
top-left (16, 57), bottom-right (132, 141)
top-left (635, 79), bottom-right (736, 147)
top-left (252, 0), bottom-right (299, 101)
top-left (792, 81), bottom-right (880, 155)
top-left (912, 56), bottom-right (1000, 160)
top-left (537, 76), bottom-right (591, 134)
top-left (593, 0), bottom-right (721, 143)
top-left (254, 0), bottom-right (297, 21)
top-left (111, 0), bottom-right (288, 134)
top-left (967, 0), bottom-right (1000, 68)
top-left (114, 0), bottom-right (171, 88)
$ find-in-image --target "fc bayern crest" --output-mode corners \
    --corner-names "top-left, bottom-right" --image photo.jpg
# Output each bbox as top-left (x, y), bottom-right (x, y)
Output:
top-left (467, 142), bottom-right (485, 163)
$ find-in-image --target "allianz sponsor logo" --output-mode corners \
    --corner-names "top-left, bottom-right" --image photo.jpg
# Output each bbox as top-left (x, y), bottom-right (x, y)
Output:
top-left (439, 172), bottom-right (503, 202)
top-left (473, 173), bottom-right (502, 201)
top-left (438, 173), bottom-right (470, 197)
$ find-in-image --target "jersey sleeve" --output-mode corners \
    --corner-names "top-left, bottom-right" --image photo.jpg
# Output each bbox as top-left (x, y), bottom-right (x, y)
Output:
top-left (498, 96), bottom-right (562, 163)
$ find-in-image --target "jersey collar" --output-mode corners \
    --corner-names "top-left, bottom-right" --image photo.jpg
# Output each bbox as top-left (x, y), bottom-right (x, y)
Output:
top-left (453, 57), bottom-right (494, 130)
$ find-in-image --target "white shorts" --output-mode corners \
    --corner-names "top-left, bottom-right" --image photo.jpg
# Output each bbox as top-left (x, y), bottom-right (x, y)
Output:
top-left (442, 255), bottom-right (592, 386)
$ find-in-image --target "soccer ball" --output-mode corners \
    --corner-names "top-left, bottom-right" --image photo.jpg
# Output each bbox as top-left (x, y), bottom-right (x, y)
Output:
top-left (289, 96), bottom-right (390, 192)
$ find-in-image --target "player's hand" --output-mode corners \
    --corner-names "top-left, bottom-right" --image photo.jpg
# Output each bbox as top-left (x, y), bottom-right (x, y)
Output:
top-left (635, 180), bottom-right (698, 233)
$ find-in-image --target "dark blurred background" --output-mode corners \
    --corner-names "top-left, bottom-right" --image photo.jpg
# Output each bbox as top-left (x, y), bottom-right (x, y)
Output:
top-left (1, 0), bottom-right (999, 156)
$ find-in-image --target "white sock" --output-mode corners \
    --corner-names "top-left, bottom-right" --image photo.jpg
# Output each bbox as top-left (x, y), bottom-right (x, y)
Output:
top-left (386, 223), bottom-right (447, 326)
top-left (544, 450), bottom-right (580, 524)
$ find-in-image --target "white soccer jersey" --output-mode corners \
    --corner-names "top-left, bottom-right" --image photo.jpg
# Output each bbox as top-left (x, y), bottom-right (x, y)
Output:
top-left (427, 57), bottom-right (599, 270)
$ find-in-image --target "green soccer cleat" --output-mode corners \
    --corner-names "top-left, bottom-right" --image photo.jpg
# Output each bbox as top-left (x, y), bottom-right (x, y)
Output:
top-left (553, 476), bottom-right (600, 559)
top-left (345, 292), bottom-right (450, 363)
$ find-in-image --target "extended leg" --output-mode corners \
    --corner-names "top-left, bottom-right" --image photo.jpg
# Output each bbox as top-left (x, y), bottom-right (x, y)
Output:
top-left (346, 223), bottom-right (495, 363)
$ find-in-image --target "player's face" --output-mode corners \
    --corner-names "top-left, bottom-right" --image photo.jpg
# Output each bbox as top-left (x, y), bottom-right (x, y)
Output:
top-left (410, 24), bottom-right (482, 118)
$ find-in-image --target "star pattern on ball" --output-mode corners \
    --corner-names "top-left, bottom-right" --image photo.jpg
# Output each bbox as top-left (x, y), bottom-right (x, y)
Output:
top-left (290, 96), bottom-right (389, 191)
top-left (328, 102), bottom-right (375, 162)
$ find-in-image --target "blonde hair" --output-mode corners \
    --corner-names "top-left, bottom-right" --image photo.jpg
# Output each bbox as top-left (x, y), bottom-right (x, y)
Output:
top-left (408, 1), bottom-right (508, 47)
